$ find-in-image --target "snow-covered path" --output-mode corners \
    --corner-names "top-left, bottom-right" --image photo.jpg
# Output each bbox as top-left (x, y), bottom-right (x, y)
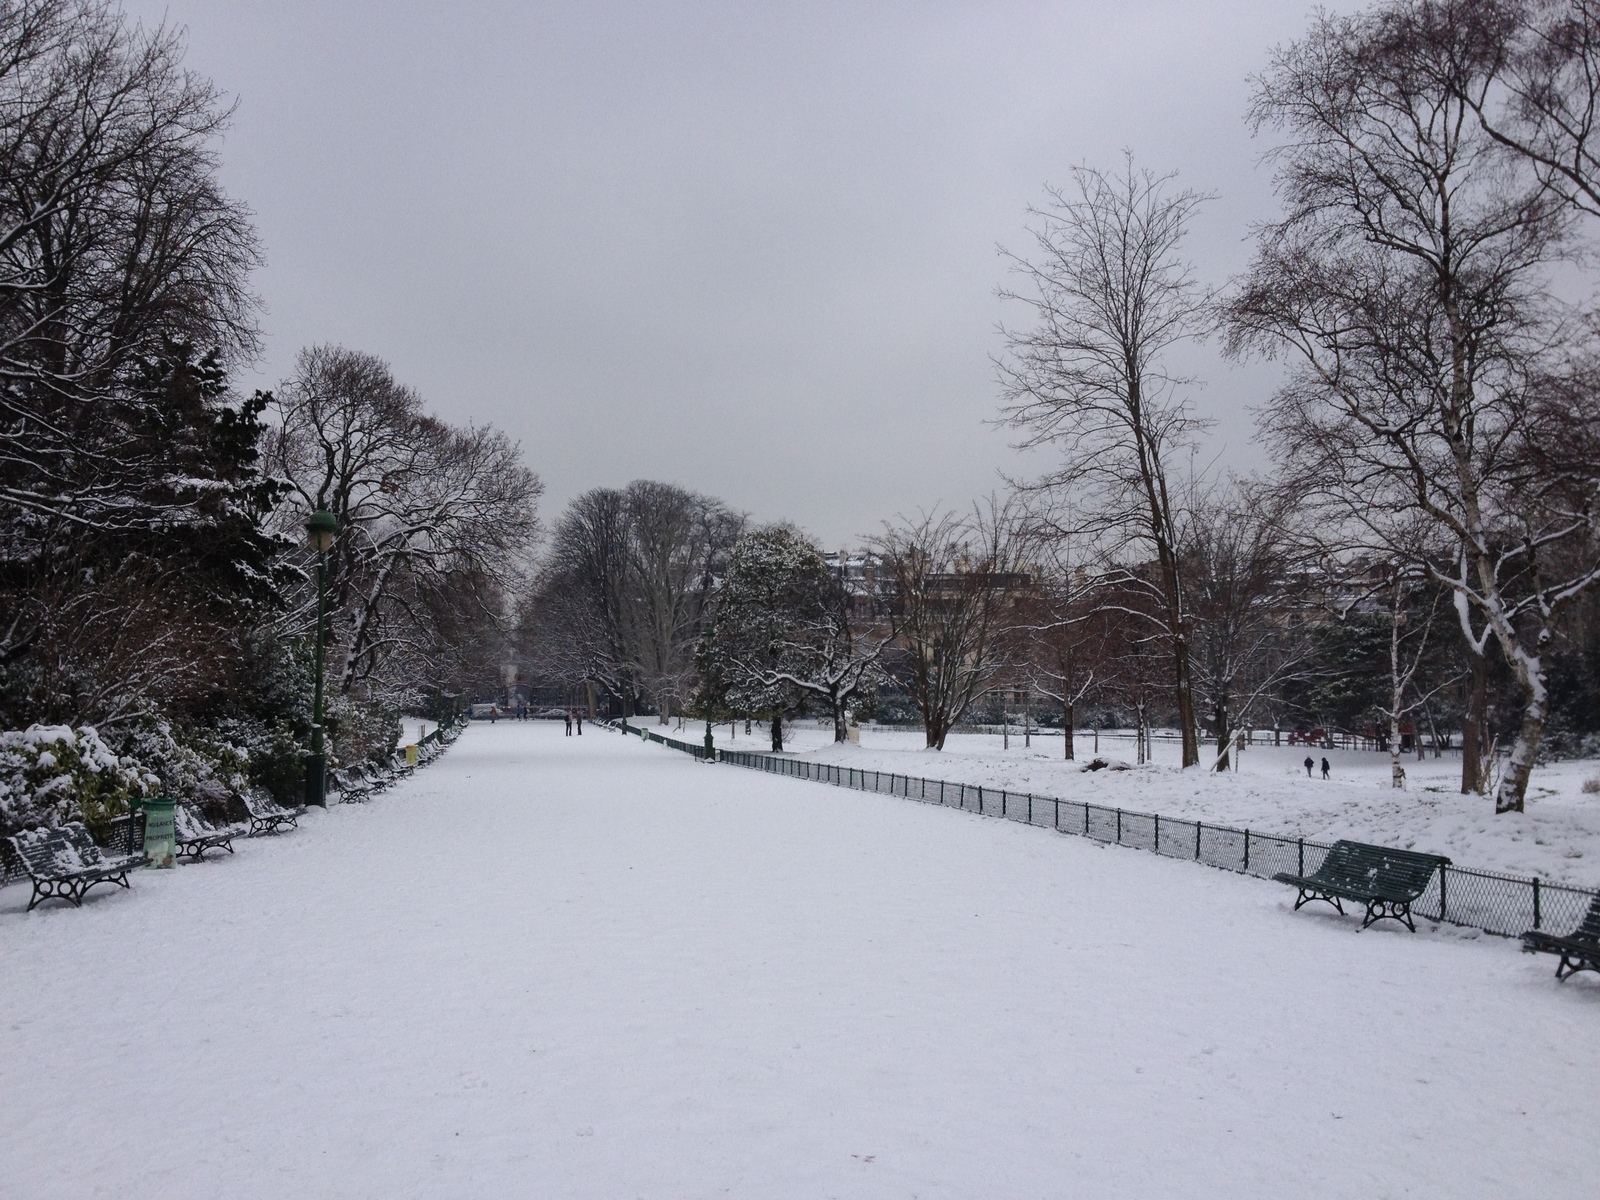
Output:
top-left (1, 722), bottom-right (1595, 1199)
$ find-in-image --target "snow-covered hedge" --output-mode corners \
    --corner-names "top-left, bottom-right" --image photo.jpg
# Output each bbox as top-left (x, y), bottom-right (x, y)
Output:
top-left (116, 721), bottom-right (252, 809)
top-left (326, 695), bottom-right (400, 769)
top-left (0, 725), bottom-right (157, 836)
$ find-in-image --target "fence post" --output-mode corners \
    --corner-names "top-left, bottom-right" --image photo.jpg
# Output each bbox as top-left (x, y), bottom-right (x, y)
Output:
top-left (1439, 865), bottom-right (1447, 921)
top-left (1154, 813), bottom-right (1160, 853)
top-left (1297, 838), bottom-right (1304, 877)
top-left (1243, 829), bottom-right (1250, 872)
top-left (1083, 804), bottom-right (1089, 835)
top-left (1002, 790), bottom-right (1007, 818)
top-left (1532, 877), bottom-right (1541, 930)
top-left (1054, 798), bottom-right (1059, 829)
top-left (1028, 794), bottom-right (1033, 825)
top-left (1195, 821), bottom-right (1201, 861)
top-left (1116, 809), bottom-right (1122, 844)
top-left (978, 786), bottom-right (984, 815)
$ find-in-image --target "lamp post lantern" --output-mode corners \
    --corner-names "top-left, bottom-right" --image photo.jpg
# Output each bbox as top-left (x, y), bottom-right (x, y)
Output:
top-left (305, 508), bottom-right (337, 806)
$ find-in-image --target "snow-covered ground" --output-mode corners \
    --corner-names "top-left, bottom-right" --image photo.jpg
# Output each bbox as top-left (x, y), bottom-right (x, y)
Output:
top-left (661, 719), bottom-right (1600, 888)
top-left (1, 721), bottom-right (1595, 1197)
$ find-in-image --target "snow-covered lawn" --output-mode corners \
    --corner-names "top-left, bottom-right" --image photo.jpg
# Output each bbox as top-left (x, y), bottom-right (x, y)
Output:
top-left (674, 719), bottom-right (1600, 888)
top-left (2, 721), bottom-right (1596, 1198)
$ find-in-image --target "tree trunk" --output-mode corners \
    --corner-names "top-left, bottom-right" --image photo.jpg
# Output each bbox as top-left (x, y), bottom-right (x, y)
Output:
top-left (1424, 703), bottom-right (1443, 759)
top-left (1214, 700), bottom-right (1231, 772)
top-left (1390, 605), bottom-right (1406, 788)
top-left (1496, 651), bottom-right (1549, 813)
top-left (1063, 698), bottom-right (1075, 761)
top-left (1389, 711), bottom-right (1405, 789)
top-left (833, 700), bottom-right (847, 743)
top-left (1461, 652), bottom-right (1487, 795)
top-left (770, 712), bottom-right (783, 753)
top-left (1153, 544), bottom-right (1200, 767)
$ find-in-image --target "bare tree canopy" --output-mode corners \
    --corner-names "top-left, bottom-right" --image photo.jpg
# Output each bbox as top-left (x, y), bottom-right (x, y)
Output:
top-left (1183, 484), bottom-right (1314, 771)
top-left (1226, 0), bottom-right (1600, 811)
top-left (528, 481), bottom-right (743, 720)
top-left (266, 345), bottom-right (543, 710)
top-left (998, 156), bottom-right (1213, 767)
top-left (0, 1), bottom-right (277, 728)
top-left (873, 500), bottom-right (1026, 750)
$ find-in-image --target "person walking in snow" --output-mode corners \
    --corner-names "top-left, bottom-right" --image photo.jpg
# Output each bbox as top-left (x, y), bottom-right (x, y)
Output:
top-left (564, 709), bottom-right (573, 736)
top-left (575, 711), bottom-right (583, 735)
top-left (1304, 755), bottom-right (1314, 777)
top-left (1321, 757), bottom-right (1330, 780)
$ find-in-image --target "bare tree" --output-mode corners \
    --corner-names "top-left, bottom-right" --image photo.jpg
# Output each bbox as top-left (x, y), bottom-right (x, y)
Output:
top-left (874, 500), bottom-right (1026, 750)
top-left (536, 487), bottom-right (637, 710)
top-left (1183, 485), bottom-right (1315, 771)
top-left (0, 2), bottom-right (275, 727)
top-left (622, 482), bottom-right (743, 722)
top-left (1466, 0), bottom-right (1600, 218)
top-left (998, 155), bottom-right (1213, 767)
top-left (533, 481), bottom-right (741, 720)
top-left (1227, 0), bottom-right (1600, 811)
top-left (1012, 518), bottom-right (1112, 759)
top-left (267, 346), bottom-right (542, 710)
top-left (1373, 568), bottom-right (1456, 788)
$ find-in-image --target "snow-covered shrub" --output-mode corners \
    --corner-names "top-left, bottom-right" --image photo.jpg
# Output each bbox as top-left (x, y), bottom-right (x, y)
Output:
top-left (1536, 726), bottom-right (1600, 763)
top-left (326, 694), bottom-right (400, 767)
top-left (215, 718), bottom-right (304, 806)
top-left (0, 726), bottom-right (157, 837)
top-left (113, 721), bottom-right (249, 808)
top-left (1583, 778), bottom-right (1600, 796)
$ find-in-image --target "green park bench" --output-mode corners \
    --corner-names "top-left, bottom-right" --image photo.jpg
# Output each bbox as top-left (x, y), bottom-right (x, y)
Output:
top-left (1522, 893), bottom-right (1600, 981)
top-left (175, 801), bottom-right (244, 861)
top-left (242, 787), bottom-right (303, 835)
top-left (1273, 840), bottom-right (1450, 932)
top-left (5, 822), bottom-right (143, 911)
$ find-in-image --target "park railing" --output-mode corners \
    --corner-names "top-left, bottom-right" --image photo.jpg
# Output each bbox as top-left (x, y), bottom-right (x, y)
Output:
top-left (604, 720), bottom-right (1599, 942)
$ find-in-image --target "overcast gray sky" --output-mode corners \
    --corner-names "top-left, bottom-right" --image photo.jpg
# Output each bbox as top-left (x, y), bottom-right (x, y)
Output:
top-left (128, 1), bottom-right (1330, 547)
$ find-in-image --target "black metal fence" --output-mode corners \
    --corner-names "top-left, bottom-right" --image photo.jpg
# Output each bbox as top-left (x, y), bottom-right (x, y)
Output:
top-left (610, 721), bottom-right (1599, 940)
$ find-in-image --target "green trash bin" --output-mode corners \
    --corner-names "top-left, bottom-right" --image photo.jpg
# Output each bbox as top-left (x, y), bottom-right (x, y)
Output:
top-left (141, 795), bottom-right (177, 868)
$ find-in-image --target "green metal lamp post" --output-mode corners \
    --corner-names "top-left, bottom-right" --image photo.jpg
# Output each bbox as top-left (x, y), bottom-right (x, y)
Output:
top-left (305, 507), bottom-right (338, 807)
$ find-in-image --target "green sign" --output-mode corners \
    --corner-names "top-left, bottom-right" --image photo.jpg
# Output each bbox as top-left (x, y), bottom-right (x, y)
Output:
top-left (142, 796), bottom-right (177, 868)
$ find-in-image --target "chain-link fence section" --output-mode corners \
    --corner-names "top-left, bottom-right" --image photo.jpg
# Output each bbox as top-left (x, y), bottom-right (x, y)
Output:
top-left (610, 720), bottom-right (1598, 940)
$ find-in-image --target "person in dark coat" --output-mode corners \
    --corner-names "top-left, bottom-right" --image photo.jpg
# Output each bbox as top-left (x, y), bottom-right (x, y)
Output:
top-left (564, 709), bottom-right (573, 736)
top-left (1321, 757), bottom-right (1331, 780)
top-left (1304, 755), bottom-right (1314, 777)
